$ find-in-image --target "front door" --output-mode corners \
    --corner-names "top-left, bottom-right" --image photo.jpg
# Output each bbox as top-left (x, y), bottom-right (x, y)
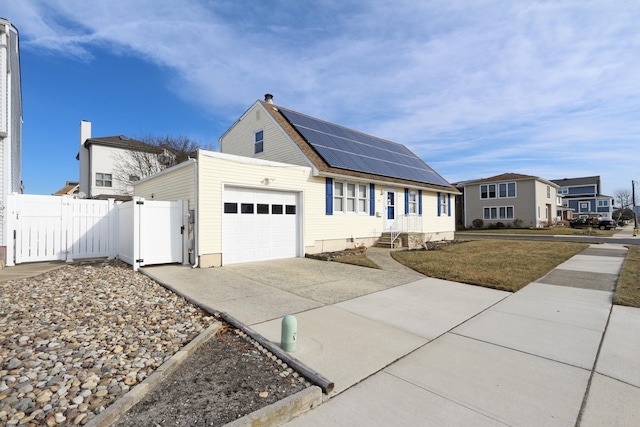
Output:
top-left (384, 190), bottom-right (397, 231)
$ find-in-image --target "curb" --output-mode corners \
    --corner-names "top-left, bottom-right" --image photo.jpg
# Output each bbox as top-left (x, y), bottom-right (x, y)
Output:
top-left (223, 386), bottom-right (324, 427)
top-left (85, 323), bottom-right (221, 427)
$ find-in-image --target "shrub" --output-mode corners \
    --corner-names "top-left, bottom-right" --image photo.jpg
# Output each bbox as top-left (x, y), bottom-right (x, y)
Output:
top-left (472, 218), bottom-right (484, 229)
top-left (513, 218), bottom-right (523, 228)
top-left (496, 221), bottom-right (505, 229)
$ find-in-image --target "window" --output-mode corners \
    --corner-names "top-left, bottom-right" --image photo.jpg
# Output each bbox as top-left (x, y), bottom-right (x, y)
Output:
top-left (333, 181), bottom-right (368, 214)
top-left (483, 207), bottom-right (497, 220)
top-left (257, 204), bottom-right (269, 214)
top-left (547, 185), bottom-right (551, 198)
top-left (129, 175), bottom-right (140, 182)
top-left (598, 200), bottom-right (609, 207)
top-left (241, 203), bottom-right (254, 214)
top-left (558, 187), bottom-right (569, 195)
top-left (96, 173), bottom-right (112, 187)
top-left (272, 204), bottom-right (283, 214)
top-left (440, 193), bottom-right (448, 213)
top-left (224, 203), bottom-right (237, 213)
top-left (286, 205), bottom-right (296, 214)
top-left (499, 206), bottom-right (514, 220)
top-left (498, 182), bottom-right (516, 198)
top-left (254, 130), bottom-right (264, 154)
top-left (480, 184), bottom-right (496, 199)
top-left (408, 190), bottom-right (418, 214)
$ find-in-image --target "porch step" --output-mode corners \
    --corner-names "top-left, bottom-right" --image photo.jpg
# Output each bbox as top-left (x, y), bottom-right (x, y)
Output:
top-left (375, 232), bottom-right (401, 248)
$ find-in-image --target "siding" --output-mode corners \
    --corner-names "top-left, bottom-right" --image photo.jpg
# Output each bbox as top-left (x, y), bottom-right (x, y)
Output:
top-left (133, 161), bottom-right (195, 210)
top-left (220, 103), bottom-right (309, 166)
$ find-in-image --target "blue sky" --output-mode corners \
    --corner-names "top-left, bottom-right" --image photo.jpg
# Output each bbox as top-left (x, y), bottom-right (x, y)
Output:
top-left (4, 1), bottom-right (640, 197)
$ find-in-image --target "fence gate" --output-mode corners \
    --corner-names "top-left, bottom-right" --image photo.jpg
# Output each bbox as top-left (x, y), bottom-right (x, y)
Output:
top-left (6, 194), bottom-right (117, 265)
top-left (117, 198), bottom-right (187, 271)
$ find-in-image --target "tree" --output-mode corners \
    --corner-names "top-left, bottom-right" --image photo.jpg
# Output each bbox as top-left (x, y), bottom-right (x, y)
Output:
top-left (113, 134), bottom-right (215, 195)
top-left (612, 188), bottom-right (633, 222)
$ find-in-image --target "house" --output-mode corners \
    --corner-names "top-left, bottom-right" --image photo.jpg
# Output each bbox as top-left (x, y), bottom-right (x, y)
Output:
top-left (456, 173), bottom-right (559, 228)
top-left (53, 181), bottom-right (79, 196)
top-left (550, 176), bottom-right (614, 220)
top-left (77, 120), bottom-right (175, 200)
top-left (133, 94), bottom-right (459, 267)
top-left (0, 17), bottom-right (23, 264)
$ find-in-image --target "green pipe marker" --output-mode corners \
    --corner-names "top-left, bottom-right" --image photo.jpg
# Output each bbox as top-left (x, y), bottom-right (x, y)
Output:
top-left (281, 315), bottom-right (297, 352)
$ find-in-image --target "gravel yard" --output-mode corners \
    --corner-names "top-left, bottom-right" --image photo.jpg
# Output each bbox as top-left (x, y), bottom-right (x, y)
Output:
top-left (0, 260), bottom-right (221, 426)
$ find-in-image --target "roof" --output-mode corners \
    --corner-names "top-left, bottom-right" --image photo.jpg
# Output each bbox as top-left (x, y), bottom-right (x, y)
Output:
top-left (550, 176), bottom-right (600, 187)
top-left (84, 136), bottom-right (162, 153)
top-left (260, 101), bottom-right (457, 193)
top-left (461, 172), bottom-right (558, 187)
top-left (53, 181), bottom-right (79, 196)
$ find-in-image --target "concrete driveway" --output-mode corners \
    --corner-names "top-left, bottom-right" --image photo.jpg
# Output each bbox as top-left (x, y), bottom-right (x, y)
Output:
top-left (143, 244), bottom-right (640, 426)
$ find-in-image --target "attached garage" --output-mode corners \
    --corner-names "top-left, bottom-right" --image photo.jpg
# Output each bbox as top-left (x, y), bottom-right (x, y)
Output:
top-left (222, 187), bottom-right (300, 265)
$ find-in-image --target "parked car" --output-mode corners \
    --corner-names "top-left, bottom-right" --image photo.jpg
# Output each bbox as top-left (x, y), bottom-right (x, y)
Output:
top-left (597, 218), bottom-right (617, 230)
top-left (569, 217), bottom-right (598, 228)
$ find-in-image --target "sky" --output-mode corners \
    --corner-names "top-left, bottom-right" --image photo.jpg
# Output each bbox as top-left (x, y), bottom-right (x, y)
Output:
top-left (3, 0), bottom-right (640, 198)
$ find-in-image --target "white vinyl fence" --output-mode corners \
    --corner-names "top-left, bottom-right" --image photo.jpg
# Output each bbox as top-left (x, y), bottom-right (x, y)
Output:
top-left (6, 194), bottom-right (187, 270)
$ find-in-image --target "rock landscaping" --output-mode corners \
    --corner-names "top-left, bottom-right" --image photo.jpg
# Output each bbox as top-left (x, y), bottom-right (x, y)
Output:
top-left (0, 260), bottom-right (217, 426)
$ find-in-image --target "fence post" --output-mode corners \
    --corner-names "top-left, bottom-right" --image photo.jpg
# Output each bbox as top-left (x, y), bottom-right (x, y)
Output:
top-left (62, 197), bottom-right (73, 263)
top-left (132, 197), bottom-right (143, 271)
top-left (5, 193), bottom-right (16, 266)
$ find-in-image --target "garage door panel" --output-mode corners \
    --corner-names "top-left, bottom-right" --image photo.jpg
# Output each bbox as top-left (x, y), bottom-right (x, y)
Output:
top-left (223, 187), bottom-right (299, 265)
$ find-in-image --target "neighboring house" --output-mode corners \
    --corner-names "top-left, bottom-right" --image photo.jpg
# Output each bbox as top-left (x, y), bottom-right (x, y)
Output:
top-left (134, 95), bottom-right (459, 267)
top-left (77, 120), bottom-right (175, 200)
top-left (456, 173), bottom-right (559, 228)
top-left (53, 181), bottom-right (79, 196)
top-left (550, 176), bottom-right (614, 220)
top-left (0, 17), bottom-right (22, 264)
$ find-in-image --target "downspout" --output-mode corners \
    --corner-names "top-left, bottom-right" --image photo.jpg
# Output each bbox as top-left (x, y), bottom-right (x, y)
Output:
top-left (192, 158), bottom-right (199, 268)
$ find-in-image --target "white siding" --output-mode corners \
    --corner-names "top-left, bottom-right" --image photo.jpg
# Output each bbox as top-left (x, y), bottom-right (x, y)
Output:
top-left (220, 103), bottom-right (309, 166)
top-left (134, 161), bottom-right (195, 210)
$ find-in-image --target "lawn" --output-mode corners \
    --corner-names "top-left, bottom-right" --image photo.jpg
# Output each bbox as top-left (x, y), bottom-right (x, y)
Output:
top-left (390, 239), bottom-right (588, 293)
top-left (613, 245), bottom-right (640, 307)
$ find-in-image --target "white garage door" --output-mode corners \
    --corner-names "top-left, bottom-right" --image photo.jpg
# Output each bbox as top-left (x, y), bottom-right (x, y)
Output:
top-left (223, 187), bottom-right (299, 265)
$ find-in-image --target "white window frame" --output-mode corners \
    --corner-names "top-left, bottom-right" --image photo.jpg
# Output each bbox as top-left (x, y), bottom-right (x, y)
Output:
top-left (480, 184), bottom-right (496, 199)
top-left (484, 206), bottom-right (514, 220)
top-left (96, 172), bottom-right (112, 187)
top-left (408, 190), bottom-right (418, 214)
top-left (440, 193), bottom-right (448, 213)
top-left (254, 129), bottom-right (264, 154)
top-left (498, 182), bottom-right (516, 198)
top-left (547, 185), bottom-right (551, 198)
top-left (334, 181), bottom-right (368, 214)
top-left (598, 200), bottom-right (609, 207)
top-left (558, 187), bottom-right (569, 195)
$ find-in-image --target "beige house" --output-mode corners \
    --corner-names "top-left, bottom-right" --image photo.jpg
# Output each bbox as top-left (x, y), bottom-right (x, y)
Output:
top-left (134, 95), bottom-right (459, 267)
top-left (457, 173), bottom-right (560, 229)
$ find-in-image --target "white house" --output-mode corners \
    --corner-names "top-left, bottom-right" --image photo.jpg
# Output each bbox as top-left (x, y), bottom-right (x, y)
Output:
top-left (0, 17), bottom-right (22, 264)
top-left (134, 95), bottom-right (459, 267)
top-left (77, 121), bottom-right (173, 199)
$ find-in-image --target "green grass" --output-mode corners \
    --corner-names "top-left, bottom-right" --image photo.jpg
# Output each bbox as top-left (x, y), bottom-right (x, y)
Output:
top-left (613, 246), bottom-right (640, 307)
top-left (390, 239), bottom-right (588, 292)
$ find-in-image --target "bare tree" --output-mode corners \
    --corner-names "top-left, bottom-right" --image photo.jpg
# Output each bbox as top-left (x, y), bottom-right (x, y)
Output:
top-left (113, 134), bottom-right (215, 195)
top-left (613, 188), bottom-right (633, 221)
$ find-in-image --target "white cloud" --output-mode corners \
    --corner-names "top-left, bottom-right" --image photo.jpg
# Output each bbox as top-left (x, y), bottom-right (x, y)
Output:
top-left (5, 0), bottom-right (640, 194)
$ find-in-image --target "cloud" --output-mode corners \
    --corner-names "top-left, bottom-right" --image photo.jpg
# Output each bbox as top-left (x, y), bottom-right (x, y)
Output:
top-left (5, 0), bottom-right (640, 194)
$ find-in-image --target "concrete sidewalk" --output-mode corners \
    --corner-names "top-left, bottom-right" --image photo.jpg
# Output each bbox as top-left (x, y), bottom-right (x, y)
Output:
top-left (143, 244), bottom-right (640, 426)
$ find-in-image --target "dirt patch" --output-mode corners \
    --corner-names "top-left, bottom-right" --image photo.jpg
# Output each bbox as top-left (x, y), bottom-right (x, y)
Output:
top-left (113, 325), bottom-right (310, 426)
top-left (421, 239), bottom-right (470, 251)
top-left (305, 246), bottom-right (367, 261)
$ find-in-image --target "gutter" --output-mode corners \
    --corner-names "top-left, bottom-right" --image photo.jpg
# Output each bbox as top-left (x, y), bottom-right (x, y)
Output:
top-left (192, 157), bottom-right (199, 268)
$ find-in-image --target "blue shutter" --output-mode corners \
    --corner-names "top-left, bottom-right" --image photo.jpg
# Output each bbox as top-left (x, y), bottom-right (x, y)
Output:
top-left (404, 188), bottom-right (409, 215)
top-left (369, 184), bottom-right (375, 216)
top-left (437, 192), bottom-right (441, 216)
top-left (418, 190), bottom-right (422, 215)
top-left (326, 178), bottom-right (333, 215)
top-left (448, 194), bottom-right (451, 216)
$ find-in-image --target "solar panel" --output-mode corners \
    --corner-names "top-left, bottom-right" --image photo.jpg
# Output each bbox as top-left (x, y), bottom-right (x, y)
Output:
top-left (278, 107), bottom-right (450, 187)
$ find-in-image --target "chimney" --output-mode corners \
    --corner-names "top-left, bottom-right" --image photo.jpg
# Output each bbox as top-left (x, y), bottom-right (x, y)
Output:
top-left (79, 120), bottom-right (92, 197)
top-left (264, 94), bottom-right (274, 104)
